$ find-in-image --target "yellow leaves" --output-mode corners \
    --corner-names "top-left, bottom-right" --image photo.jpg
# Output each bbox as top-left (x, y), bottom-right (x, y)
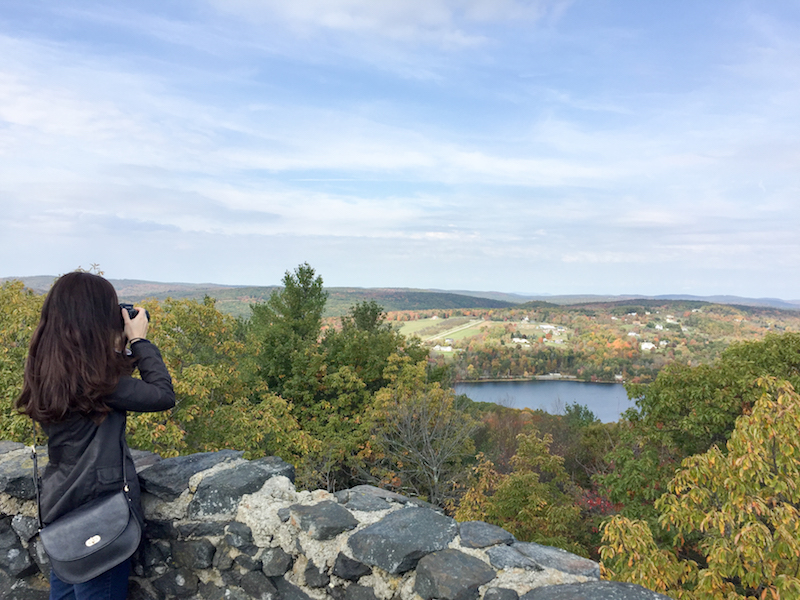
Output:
top-left (600, 515), bottom-right (696, 596)
top-left (0, 281), bottom-right (46, 442)
top-left (605, 380), bottom-right (800, 599)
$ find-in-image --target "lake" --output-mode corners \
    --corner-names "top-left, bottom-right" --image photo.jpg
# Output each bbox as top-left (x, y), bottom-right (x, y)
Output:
top-left (454, 380), bottom-right (635, 423)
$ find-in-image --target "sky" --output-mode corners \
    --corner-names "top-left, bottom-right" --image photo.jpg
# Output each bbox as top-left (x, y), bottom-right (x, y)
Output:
top-left (1, 1), bottom-right (799, 298)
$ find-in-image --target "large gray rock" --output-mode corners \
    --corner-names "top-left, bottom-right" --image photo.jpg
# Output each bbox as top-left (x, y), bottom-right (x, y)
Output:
top-left (272, 575), bottom-right (312, 600)
top-left (212, 542), bottom-right (235, 571)
top-left (336, 487), bottom-right (393, 511)
top-left (234, 553), bottom-right (263, 572)
top-left (290, 501), bottom-right (359, 540)
top-left (0, 442), bottom-right (25, 456)
top-left (29, 537), bottom-right (50, 579)
top-left (344, 585), bottom-right (379, 600)
top-left (0, 449), bottom-right (46, 501)
top-left (337, 485), bottom-right (410, 505)
top-left (485, 545), bottom-right (541, 570)
top-left (332, 552), bottom-right (372, 581)
top-left (252, 455), bottom-right (296, 484)
top-left (170, 539), bottom-right (216, 569)
top-left (188, 462), bottom-right (275, 517)
top-left (348, 507), bottom-right (458, 574)
top-left (484, 588), bottom-right (520, 600)
top-left (175, 520), bottom-right (225, 538)
top-left (138, 449), bottom-right (243, 500)
top-left (459, 521), bottom-right (515, 549)
top-left (513, 542), bottom-right (600, 579)
top-left (152, 568), bottom-right (200, 597)
top-left (414, 549), bottom-right (496, 600)
top-left (0, 518), bottom-right (37, 578)
top-left (194, 582), bottom-right (226, 600)
top-left (137, 539), bottom-right (171, 576)
top-left (521, 581), bottom-right (671, 600)
top-left (239, 571), bottom-right (279, 600)
top-left (304, 558), bottom-right (330, 588)
top-left (10, 516), bottom-right (38, 543)
top-left (145, 519), bottom-right (178, 540)
top-left (225, 521), bottom-right (254, 547)
top-left (130, 448), bottom-right (161, 472)
top-left (336, 485), bottom-right (438, 510)
top-left (261, 547), bottom-right (293, 577)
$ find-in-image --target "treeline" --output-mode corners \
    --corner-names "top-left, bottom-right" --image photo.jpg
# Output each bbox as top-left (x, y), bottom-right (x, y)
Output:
top-left (444, 344), bottom-right (662, 383)
top-left (1, 267), bottom-right (799, 598)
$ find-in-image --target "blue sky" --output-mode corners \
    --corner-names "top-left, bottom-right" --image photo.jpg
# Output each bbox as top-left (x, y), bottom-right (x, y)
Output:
top-left (1, 1), bottom-right (799, 298)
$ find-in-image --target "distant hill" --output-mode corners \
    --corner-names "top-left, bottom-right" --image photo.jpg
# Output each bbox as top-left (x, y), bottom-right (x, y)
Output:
top-left (3, 276), bottom-right (798, 318)
top-left (1, 277), bottom-right (514, 318)
top-left (652, 294), bottom-right (800, 311)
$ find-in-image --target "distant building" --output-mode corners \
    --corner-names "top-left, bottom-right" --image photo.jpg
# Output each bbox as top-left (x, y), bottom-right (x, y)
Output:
top-left (640, 342), bottom-right (656, 351)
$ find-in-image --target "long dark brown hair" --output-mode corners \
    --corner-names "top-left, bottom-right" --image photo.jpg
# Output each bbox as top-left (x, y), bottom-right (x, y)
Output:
top-left (16, 272), bottom-right (133, 424)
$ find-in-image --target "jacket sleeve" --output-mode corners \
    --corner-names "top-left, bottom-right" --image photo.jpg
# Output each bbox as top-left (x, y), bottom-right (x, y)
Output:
top-left (106, 340), bottom-right (176, 412)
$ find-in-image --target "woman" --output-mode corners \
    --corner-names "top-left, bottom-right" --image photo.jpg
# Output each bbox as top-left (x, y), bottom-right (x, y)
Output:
top-left (16, 272), bottom-right (175, 599)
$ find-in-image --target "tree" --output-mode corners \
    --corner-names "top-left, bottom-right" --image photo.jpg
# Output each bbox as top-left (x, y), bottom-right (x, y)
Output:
top-left (0, 281), bottom-right (44, 441)
top-left (127, 296), bottom-right (313, 461)
top-left (456, 427), bottom-right (587, 556)
top-left (250, 263), bottom-right (328, 405)
top-left (600, 379), bottom-right (800, 599)
top-left (598, 333), bottom-right (800, 523)
top-left (367, 357), bottom-right (477, 508)
top-left (324, 300), bottom-right (426, 393)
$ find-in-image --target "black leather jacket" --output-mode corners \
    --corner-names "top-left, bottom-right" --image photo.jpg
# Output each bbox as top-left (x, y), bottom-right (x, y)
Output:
top-left (40, 339), bottom-right (175, 527)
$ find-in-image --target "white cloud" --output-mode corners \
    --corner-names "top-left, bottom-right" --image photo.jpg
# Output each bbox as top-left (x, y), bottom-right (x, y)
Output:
top-left (2, 1), bottom-right (800, 297)
top-left (205, 0), bottom-right (570, 46)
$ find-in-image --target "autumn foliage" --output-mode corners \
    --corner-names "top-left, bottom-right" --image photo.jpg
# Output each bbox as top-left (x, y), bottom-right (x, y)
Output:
top-left (601, 379), bottom-right (800, 599)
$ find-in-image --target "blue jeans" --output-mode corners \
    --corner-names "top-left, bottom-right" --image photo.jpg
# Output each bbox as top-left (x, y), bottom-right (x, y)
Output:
top-left (49, 559), bottom-right (130, 600)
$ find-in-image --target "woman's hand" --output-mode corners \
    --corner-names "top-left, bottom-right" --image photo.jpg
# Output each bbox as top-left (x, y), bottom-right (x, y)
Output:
top-left (122, 306), bottom-right (149, 343)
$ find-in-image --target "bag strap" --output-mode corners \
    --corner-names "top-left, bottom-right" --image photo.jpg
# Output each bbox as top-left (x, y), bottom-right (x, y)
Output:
top-left (31, 420), bottom-right (43, 530)
top-left (31, 417), bottom-right (132, 530)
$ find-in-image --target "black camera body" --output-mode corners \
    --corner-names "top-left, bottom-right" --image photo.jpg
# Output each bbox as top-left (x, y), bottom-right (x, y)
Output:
top-left (120, 303), bottom-right (150, 322)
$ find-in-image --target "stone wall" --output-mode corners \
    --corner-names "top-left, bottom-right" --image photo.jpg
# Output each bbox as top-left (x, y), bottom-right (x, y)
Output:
top-left (0, 442), bottom-right (667, 600)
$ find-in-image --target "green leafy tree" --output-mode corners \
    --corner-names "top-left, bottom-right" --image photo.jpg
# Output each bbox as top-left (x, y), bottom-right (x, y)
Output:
top-left (599, 333), bottom-right (800, 523)
top-left (296, 301), bottom-right (428, 490)
top-left (250, 263), bottom-right (328, 406)
top-left (600, 378), bottom-right (800, 599)
top-left (457, 427), bottom-right (587, 556)
top-left (324, 300), bottom-right (427, 393)
top-left (128, 296), bottom-right (313, 461)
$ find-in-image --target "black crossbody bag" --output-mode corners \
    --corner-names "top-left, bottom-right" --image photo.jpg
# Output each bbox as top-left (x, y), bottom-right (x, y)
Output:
top-left (32, 422), bottom-right (142, 584)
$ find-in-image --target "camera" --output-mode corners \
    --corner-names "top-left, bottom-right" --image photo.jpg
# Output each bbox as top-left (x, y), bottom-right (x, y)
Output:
top-left (120, 303), bottom-right (150, 322)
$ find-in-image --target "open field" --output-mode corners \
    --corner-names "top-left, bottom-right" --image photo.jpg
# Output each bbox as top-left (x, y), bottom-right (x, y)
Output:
top-left (397, 317), bottom-right (475, 340)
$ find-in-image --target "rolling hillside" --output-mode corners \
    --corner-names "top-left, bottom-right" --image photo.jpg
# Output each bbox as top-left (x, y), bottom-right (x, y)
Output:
top-left (3, 276), bottom-right (798, 319)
